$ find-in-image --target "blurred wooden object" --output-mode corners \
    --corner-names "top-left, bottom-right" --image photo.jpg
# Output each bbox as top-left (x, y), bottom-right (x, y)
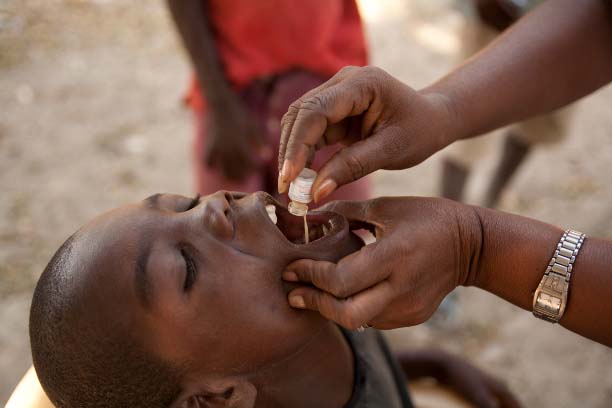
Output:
top-left (5, 366), bottom-right (53, 408)
top-left (410, 379), bottom-right (474, 408)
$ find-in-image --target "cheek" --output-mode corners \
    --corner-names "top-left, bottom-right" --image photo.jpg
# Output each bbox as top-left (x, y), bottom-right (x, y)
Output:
top-left (202, 256), bottom-right (285, 327)
top-left (185, 255), bottom-right (322, 372)
top-left (230, 214), bottom-right (290, 260)
top-left (137, 302), bottom-right (197, 365)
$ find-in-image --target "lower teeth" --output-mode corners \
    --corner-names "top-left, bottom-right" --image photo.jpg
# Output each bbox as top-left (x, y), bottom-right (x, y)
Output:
top-left (266, 205), bottom-right (278, 225)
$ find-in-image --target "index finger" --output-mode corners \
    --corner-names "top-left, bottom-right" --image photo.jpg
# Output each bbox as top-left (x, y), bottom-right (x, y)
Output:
top-left (278, 67), bottom-right (360, 171)
top-left (278, 69), bottom-right (376, 190)
top-left (277, 71), bottom-right (351, 193)
top-left (283, 242), bottom-right (390, 299)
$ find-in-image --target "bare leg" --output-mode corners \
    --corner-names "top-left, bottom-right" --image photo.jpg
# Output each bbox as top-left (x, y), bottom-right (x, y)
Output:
top-left (440, 159), bottom-right (470, 202)
top-left (484, 132), bottom-right (531, 208)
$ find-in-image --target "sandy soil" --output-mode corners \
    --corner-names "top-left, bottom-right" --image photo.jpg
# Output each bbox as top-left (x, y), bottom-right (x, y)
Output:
top-left (1, 0), bottom-right (611, 405)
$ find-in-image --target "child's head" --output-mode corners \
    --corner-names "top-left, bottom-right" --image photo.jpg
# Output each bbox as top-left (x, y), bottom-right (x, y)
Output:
top-left (30, 191), bottom-right (359, 407)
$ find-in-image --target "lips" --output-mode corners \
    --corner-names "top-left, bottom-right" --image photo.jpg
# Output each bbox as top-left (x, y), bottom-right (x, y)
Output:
top-left (261, 194), bottom-right (344, 245)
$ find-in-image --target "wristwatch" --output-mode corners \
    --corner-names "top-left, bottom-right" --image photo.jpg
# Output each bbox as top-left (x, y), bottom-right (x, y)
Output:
top-left (533, 229), bottom-right (586, 323)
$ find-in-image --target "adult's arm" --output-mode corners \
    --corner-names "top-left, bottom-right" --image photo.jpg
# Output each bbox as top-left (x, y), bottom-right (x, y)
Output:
top-left (277, 0), bottom-right (612, 199)
top-left (283, 198), bottom-right (612, 347)
top-left (166, 0), bottom-right (265, 181)
top-left (471, 204), bottom-right (612, 346)
top-left (426, 0), bottom-right (612, 141)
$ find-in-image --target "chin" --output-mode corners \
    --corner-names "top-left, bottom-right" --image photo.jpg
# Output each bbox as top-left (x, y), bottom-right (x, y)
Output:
top-left (269, 309), bottom-right (330, 359)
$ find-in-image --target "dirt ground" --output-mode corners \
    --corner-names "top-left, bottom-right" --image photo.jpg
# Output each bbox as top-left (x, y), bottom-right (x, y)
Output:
top-left (1, 0), bottom-right (611, 405)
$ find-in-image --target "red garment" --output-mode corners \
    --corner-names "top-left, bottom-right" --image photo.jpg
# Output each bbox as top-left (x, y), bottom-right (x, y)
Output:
top-left (187, 0), bottom-right (368, 111)
top-left (192, 71), bottom-right (371, 202)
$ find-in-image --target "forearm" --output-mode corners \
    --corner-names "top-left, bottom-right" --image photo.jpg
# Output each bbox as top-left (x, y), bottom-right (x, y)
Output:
top-left (166, 0), bottom-right (233, 104)
top-left (467, 206), bottom-right (612, 346)
top-left (424, 0), bottom-right (612, 143)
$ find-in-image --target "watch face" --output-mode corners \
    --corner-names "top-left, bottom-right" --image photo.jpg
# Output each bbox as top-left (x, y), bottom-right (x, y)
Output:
top-left (536, 292), bottom-right (562, 314)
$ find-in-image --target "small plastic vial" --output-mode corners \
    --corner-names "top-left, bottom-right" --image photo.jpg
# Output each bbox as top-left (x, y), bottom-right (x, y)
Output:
top-left (288, 168), bottom-right (317, 216)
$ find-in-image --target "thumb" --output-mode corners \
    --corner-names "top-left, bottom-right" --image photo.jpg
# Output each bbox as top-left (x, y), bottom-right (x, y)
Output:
top-left (311, 131), bottom-right (394, 203)
top-left (319, 199), bottom-right (386, 235)
top-left (318, 199), bottom-right (369, 219)
top-left (288, 278), bottom-right (394, 330)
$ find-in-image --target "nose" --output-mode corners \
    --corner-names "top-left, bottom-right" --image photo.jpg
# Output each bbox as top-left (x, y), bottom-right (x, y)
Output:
top-left (197, 191), bottom-right (234, 240)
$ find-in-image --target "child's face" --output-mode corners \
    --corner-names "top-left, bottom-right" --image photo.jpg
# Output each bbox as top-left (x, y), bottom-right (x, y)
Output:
top-left (73, 191), bottom-right (359, 380)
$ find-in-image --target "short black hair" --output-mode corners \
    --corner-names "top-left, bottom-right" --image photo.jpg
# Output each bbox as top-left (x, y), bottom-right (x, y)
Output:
top-left (30, 233), bottom-right (183, 407)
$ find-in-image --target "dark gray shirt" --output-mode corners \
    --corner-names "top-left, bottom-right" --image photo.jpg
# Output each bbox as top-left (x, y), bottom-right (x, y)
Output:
top-left (342, 328), bottom-right (413, 408)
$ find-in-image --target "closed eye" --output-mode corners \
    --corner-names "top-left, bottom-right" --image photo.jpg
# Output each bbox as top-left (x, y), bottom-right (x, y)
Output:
top-left (184, 194), bottom-right (201, 212)
top-left (181, 247), bottom-right (198, 291)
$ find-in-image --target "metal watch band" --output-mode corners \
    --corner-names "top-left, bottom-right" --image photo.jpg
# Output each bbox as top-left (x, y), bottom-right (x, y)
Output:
top-left (533, 229), bottom-right (586, 323)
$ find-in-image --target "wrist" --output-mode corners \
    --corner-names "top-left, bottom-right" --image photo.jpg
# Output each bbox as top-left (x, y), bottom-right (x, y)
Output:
top-left (195, 72), bottom-right (237, 108)
top-left (206, 88), bottom-right (238, 110)
top-left (458, 203), bottom-right (485, 288)
top-left (419, 89), bottom-right (463, 150)
top-left (208, 95), bottom-right (247, 121)
top-left (463, 205), bottom-right (566, 311)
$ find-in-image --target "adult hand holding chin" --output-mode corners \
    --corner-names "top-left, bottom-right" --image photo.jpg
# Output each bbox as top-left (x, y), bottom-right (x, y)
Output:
top-left (283, 197), bottom-right (482, 330)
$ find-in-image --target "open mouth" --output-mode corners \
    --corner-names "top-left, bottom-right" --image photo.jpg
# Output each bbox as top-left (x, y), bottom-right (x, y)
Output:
top-left (263, 197), bottom-right (340, 245)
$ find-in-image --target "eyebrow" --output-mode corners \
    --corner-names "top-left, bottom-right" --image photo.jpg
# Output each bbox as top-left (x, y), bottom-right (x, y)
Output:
top-left (134, 239), bottom-right (154, 308)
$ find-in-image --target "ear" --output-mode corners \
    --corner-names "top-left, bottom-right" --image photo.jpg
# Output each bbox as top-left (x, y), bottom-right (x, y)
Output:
top-left (170, 379), bottom-right (257, 408)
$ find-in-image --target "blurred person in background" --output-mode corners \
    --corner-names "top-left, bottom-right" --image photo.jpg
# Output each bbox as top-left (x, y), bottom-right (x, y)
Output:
top-left (441, 0), bottom-right (571, 207)
top-left (166, 0), bottom-right (371, 202)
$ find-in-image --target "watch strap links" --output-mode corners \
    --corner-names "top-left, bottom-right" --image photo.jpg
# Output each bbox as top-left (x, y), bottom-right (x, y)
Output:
top-left (533, 229), bottom-right (585, 323)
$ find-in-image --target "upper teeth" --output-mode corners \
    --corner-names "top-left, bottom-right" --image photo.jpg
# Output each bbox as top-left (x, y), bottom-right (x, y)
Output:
top-left (266, 205), bottom-right (278, 225)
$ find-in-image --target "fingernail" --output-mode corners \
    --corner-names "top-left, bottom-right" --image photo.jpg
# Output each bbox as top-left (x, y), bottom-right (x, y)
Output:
top-left (289, 295), bottom-right (306, 309)
top-left (283, 271), bottom-right (298, 282)
top-left (278, 173), bottom-right (288, 194)
top-left (314, 179), bottom-right (337, 203)
top-left (281, 160), bottom-right (292, 182)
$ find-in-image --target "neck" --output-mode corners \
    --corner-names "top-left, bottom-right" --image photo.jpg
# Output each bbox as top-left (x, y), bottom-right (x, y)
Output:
top-left (251, 322), bottom-right (354, 408)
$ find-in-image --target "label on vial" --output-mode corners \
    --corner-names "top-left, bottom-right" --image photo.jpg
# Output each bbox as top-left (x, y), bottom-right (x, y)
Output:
top-left (289, 180), bottom-right (312, 203)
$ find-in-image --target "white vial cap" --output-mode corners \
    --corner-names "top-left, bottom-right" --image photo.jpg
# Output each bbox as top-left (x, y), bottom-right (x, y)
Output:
top-left (288, 201), bottom-right (308, 216)
top-left (288, 168), bottom-right (317, 204)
